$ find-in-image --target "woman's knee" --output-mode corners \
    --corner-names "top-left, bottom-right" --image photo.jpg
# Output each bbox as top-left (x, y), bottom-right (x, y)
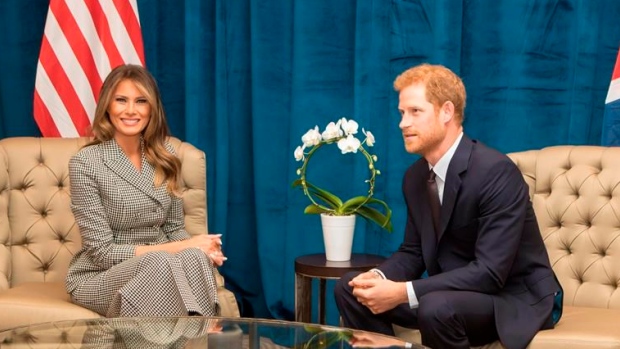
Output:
top-left (177, 246), bottom-right (205, 260)
top-left (139, 250), bottom-right (175, 268)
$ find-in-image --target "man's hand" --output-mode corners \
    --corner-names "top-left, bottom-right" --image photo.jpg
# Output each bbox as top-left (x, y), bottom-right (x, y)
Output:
top-left (349, 331), bottom-right (408, 348)
top-left (350, 278), bottom-right (408, 314)
top-left (349, 270), bottom-right (382, 284)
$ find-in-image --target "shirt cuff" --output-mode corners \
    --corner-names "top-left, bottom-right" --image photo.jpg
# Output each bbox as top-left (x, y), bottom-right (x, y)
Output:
top-left (406, 281), bottom-right (419, 308)
top-left (370, 268), bottom-right (386, 279)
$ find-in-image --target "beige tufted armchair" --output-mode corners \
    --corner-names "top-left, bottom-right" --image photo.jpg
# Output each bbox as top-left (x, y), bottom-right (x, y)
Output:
top-left (395, 145), bottom-right (620, 349)
top-left (0, 137), bottom-right (239, 333)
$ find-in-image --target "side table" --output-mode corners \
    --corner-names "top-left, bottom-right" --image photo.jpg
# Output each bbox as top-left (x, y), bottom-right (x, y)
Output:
top-left (294, 253), bottom-right (386, 324)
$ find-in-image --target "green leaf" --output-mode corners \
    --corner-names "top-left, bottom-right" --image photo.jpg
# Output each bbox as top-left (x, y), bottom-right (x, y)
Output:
top-left (340, 195), bottom-right (370, 214)
top-left (356, 205), bottom-right (393, 232)
top-left (304, 181), bottom-right (343, 208)
top-left (365, 197), bottom-right (392, 215)
top-left (303, 204), bottom-right (332, 215)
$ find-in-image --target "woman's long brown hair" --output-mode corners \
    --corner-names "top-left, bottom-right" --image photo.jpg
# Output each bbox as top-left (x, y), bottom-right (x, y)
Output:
top-left (88, 64), bottom-right (181, 195)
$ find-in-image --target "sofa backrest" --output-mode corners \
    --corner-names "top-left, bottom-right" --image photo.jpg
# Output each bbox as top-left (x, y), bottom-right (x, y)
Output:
top-left (508, 146), bottom-right (620, 309)
top-left (0, 137), bottom-right (208, 291)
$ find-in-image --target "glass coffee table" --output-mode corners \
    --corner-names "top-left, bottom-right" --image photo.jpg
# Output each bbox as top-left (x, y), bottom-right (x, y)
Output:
top-left (0, 316), bottom-right (428, 348)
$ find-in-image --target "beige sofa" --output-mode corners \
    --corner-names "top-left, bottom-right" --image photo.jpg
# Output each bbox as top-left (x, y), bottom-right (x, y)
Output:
top-left (395, 145), bottom-right (620, 348)
top-left (0, 137), bottom-right (239, 333)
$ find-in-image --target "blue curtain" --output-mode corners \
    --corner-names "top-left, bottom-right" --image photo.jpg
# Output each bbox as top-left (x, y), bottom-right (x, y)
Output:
top-left (1, 0), bottom-right (619, 325)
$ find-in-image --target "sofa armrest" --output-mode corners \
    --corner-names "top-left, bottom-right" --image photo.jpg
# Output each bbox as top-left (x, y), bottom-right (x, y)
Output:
top-left (214, 269), bottom-right (239, 317)
top-left (0, 142), bottom-right (9, 291)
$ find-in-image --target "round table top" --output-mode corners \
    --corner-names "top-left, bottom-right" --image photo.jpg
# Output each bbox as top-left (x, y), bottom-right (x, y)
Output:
top-left (0, 316), bottom-right (428, 348)
top-left (295, 253), bottom-right (387, 278)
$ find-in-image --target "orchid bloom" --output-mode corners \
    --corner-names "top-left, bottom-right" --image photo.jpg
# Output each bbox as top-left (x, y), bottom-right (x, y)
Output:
top-left (337, 134), bottom-right (361, 154)
top-left (294, 145), bottom-right (305, 161)
top-left (340, 118), bottom-right (359, 135)
top-left (363, 128), bottom-right (375, 147)
top-left (322, 121), bottom-right (343, 141)
top-left (301, 126), bottom-right (322, 147)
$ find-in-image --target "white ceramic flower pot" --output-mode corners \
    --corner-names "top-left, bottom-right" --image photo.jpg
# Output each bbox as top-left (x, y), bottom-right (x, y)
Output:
top-left (320, 213), bottom-right (356, 261)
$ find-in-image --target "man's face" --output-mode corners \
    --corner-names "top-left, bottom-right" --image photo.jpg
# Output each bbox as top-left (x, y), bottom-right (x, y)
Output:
top-left (398, 83), bottom-right (446, 156)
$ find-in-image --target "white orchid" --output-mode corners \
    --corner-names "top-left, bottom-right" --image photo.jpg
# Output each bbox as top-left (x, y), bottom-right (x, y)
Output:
top-left (292, 118), bottom-right (392, 232)
top-left (337, 134), bottom-right (361, 154)
top-left (321, 121), bottom-right (343, 141)
top-left (340, 118), bottom-right (359, 135)
top-left (362, 128), bottom-right (375, 147)
top-left (301, 126), bottom-right (322, 147)
top-left (294, 145), bottom-right (305, 161)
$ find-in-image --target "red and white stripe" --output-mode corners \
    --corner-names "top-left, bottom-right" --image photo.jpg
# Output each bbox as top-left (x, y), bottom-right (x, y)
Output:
top-left (34, 0), bottom-right (144, 137)
top-left (606, 49), bottom-right (620, 104)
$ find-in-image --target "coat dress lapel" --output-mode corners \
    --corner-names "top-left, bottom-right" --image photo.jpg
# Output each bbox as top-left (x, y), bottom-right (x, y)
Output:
top-left (101, 139), bottom-right (162, 204)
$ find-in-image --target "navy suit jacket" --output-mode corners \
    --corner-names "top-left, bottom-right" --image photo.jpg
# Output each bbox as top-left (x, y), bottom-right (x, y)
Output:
top-left (379, 136), bottom-right (561, 349)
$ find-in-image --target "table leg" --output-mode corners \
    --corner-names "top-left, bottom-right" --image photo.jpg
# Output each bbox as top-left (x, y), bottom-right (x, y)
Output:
top-left (248, 322), bottom-right (259, 349)
top-left (318, 278), bottom-right (326, 324)
top-left (295, 273), bottom-right (312, 323)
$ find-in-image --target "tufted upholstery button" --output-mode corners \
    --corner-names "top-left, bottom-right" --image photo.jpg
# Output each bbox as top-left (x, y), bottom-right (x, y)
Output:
top-left (41, 210), bottom-right (47, 217)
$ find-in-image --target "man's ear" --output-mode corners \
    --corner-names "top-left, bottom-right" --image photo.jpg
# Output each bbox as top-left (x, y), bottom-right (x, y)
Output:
top-left (440, 101), bottom-right (455, 123)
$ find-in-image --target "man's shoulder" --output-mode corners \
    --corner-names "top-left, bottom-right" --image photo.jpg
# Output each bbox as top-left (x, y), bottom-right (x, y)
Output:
top-left (469, 137), bottom-right (514, 166)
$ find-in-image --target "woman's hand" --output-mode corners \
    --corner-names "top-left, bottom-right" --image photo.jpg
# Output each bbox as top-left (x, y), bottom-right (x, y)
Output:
top-left (188, 234), bottom-right (227, 266)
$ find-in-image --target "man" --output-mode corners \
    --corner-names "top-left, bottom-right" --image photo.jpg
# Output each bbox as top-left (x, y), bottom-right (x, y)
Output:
top-left (334, 63), bottom-right (562, 349)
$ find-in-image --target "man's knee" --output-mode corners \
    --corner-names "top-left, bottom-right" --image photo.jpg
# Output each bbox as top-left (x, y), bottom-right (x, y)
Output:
top-left (334, 271), bottom-right (361, 301)
top-left (417, 292), bottom-right (457, 329)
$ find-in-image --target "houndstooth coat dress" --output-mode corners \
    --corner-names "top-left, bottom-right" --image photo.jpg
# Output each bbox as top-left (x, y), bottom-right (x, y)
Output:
top-left (65, 139), bottom-right (219, 317)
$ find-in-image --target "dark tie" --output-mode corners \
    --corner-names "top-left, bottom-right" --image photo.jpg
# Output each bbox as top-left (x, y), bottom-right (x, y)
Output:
top-left (427, 170), bottom-right (441, 238)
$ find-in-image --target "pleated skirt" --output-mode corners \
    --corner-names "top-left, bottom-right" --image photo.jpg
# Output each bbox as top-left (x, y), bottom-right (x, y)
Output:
top-left (70, 248), bottom-right (220, 317)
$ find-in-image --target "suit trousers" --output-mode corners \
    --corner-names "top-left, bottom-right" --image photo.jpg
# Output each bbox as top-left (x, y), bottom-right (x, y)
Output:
top-left (334, 271), bottom-right (500, 349)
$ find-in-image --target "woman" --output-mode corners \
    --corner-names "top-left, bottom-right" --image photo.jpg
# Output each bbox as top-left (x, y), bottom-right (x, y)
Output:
top-left (65, 64), bottom-right (225, 317)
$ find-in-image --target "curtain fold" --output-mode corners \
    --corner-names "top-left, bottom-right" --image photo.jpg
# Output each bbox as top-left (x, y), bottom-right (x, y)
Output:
top-left (1, 0), bottom-right (619, 325)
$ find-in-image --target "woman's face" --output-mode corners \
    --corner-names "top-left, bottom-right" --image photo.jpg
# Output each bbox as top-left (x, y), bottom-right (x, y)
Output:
top-left (108, 79), bottom-right (151, 142)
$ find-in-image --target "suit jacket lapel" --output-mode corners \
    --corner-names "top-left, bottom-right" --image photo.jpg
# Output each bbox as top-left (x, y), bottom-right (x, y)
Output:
top-left (101, 139), bottom-right (159, 203)
top-left (438, 135), bottom-right (473, 241)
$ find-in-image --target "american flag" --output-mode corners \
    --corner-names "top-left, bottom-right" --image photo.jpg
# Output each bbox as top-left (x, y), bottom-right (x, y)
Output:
top-left (34, 0), bottom-right (145, 137)
top-left (602, 48), bottom-right (620, 146)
